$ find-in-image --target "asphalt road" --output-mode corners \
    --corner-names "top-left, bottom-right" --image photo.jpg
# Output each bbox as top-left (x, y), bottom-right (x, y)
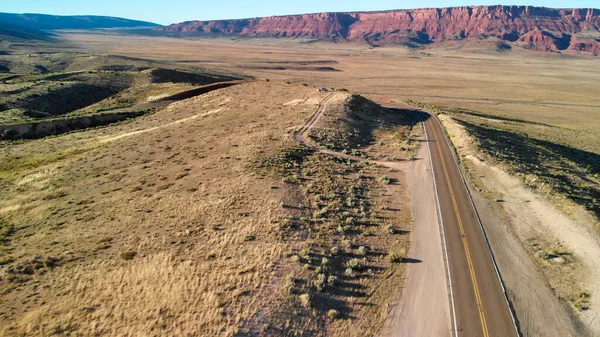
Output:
top-left (297, 94), bottom-right (519, 336)
top-left (419, 110), bottom-right (519, 337)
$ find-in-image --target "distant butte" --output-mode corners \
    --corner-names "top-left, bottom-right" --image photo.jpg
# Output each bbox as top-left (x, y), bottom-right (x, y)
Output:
top-left (156, 6), bottom-right (600, 55)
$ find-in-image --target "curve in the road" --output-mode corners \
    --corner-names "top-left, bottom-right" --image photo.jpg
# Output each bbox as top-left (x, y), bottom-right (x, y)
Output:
top-left (295, 93), bottom-right (520, 337)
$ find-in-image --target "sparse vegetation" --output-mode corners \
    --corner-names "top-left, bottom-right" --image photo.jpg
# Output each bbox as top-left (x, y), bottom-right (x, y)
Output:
top-left (0, 80), bottom-right (410, 336)
top-left (327, 309), bottom-right (340, 319)
top-left (389, 247), bottom-right (406, 263)
top-left (438, 111), bottom-right (600, 220)
top-left (120, 251), bottom-right (137, 260)
top-left (299, 293), bottom-right (312, 307)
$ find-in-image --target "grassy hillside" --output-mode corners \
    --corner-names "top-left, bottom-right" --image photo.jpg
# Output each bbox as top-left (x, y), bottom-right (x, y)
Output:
top-left (0, 82), bottom-right (413, 336)
top-left (0, 13), bottom-right (159, 30)
top-left (0, 21), bottom-right (55, 42)
top-left (0, 52), bottom-right (242, 126)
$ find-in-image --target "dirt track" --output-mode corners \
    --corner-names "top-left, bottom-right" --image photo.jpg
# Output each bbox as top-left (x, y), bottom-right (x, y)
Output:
top-left (295, 94), bottom-right (519, 337)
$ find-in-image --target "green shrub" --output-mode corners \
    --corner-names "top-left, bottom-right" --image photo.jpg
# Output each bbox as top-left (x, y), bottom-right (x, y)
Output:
top-left (120, 251), bottom-right (137, 260)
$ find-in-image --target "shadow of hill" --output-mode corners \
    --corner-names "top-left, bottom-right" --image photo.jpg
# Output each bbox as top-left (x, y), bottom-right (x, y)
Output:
top-left (17, 83), bottom-right (122, 118)
top-left (446, 106), bottom-right (554, 127)
top-left (457, 119), bottom-right (600, 219)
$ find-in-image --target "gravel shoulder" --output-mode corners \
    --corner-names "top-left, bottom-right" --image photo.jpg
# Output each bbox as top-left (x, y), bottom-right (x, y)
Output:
top-left (389, 127), bottom-right (452, 337)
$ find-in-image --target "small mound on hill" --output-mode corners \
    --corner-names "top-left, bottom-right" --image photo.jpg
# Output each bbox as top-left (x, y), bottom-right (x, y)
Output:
top-left (308, 95), bottom-right (421, 160)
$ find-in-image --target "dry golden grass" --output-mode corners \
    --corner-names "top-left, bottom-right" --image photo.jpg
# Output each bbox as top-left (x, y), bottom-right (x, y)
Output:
top-left (0, 81), bottom-right (412, 336)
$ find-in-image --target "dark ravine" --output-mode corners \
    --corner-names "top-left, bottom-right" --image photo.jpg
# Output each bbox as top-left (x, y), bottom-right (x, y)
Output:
top-left (0, 111), bottom-right (149, 141)
top-left (0, 81), bottom-right (245, 141)
top-left (158, 6), bottom-right (600, 54)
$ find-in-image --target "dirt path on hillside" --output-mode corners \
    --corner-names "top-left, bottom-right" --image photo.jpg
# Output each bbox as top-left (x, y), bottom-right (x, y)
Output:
top-left (295, 94), bottom-right (451, 336)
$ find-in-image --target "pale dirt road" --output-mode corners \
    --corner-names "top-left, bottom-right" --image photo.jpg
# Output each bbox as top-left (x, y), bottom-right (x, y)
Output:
top-left (295, 93), bottom-right (452, 337)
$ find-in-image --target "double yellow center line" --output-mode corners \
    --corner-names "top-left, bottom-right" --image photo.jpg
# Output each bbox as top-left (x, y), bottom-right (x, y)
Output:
top-left (434, 129), bottom-right (490, 337)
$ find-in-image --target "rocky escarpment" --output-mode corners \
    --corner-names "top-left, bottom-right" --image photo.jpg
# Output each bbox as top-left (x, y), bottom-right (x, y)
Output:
top-left (157, 6), bottom-right (600, 54)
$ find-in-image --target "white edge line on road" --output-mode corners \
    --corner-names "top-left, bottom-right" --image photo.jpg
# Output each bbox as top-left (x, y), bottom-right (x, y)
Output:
top-left (429, 113), bottom-right (521, 337)
top-left (418, 113), bottom-right (459, 337)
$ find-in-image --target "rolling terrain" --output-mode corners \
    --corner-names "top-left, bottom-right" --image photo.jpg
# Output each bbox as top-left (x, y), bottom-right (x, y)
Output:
top-left (158, 6), bottom-right (600, 55)
top-left (56, 32), bottom-right (600, 336)
top-left (0, 9), bottom-right (599, 336)
top-left (0, 22), bottom-right (54, 42)
top-left (0, 82), bottom-right (418, 336)
top-left (0, 12), bottom-right (159, 30)
top-left (0, 52), bottom-right (242, 139)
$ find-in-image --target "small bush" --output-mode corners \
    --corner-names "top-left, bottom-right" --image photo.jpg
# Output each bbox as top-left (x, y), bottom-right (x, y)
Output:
top-left (327, 309), bottom-right (340, 319)
top-left (314, 273), bottom-right (326, 291)
top-left (283, 273), bottom-right (295, 294)
top-left (386, 225), bottom-right (398, 234)
top-left (98, 237), bottom-right (113, 244)
top-left (346, 258), bottom-right (361, 269)
top-left (358, 246), bottom-right (368, 256)
top-left (313, 208), bottom-right (328, 219)
top-left (345, 268), bottom-right (356, 278)
top-left (330, 246), bottom-right (341, 256)
top-left (379, 175), bottom-right (391, 185)
top-left (389, 247), bottom-right (406, 263)
top-left (299, 293), bottom-right (311, 307)
top-left (120, 251), bottom-right (137, 260)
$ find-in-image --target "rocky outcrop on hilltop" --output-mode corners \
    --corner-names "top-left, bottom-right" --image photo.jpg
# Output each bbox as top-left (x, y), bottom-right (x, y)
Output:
top-left (157, 6), bottom-right (600, 54)
top-left (518, 30), bottom-right (572, 52)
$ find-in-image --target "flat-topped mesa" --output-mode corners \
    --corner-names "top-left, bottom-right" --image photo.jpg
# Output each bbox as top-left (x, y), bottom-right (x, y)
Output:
top-left (157, 6), bottom-right (600, 54)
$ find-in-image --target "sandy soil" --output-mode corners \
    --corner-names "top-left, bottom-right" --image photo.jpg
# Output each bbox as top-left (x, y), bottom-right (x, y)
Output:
top-left (439, 114), bottom-right (598, 336)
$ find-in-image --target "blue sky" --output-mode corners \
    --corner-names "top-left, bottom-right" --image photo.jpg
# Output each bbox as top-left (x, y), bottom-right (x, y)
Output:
top-left (2, 1), bottom-right (598, 25)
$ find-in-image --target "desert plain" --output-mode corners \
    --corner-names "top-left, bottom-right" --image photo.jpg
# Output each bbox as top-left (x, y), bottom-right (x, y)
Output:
top-left (0, 30), bottom-right (599, 337)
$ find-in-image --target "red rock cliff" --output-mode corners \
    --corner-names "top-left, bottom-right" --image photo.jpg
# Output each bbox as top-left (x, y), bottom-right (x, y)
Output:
top-left (157, 6), bottom-right (600, 54)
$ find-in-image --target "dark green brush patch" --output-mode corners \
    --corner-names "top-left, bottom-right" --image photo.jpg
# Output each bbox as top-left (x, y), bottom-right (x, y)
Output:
top-left (0, 217), bottom-right (14, 245)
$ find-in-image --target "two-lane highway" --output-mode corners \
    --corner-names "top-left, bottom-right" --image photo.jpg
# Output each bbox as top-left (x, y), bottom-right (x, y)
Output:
top-left (419, 109), bottom-right (519, 337)
top-left (298, 95), bottom-right (519, 336)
